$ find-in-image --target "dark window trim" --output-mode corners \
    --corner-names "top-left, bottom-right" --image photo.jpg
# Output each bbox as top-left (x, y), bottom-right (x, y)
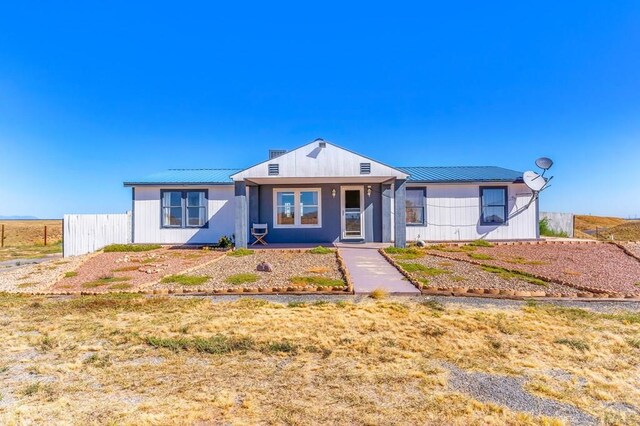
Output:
top-left (479, 186), bottom-right (508, 226)
top-left (160, 189), bottom-right (209, 229)
top-left (406, 187), bottom-right (426, 226)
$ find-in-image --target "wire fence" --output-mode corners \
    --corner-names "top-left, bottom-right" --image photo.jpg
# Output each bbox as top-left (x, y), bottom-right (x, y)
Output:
top-left (0, 220), bottom-right (63, 248)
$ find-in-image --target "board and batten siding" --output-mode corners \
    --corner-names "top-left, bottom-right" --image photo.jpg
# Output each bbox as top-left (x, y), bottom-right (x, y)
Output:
top-left (133, 186), bottom-right (235, 244)
top-left (405, 183), bottom-right (538, 241)
top-left (63, 212), bottom-right (131, 257)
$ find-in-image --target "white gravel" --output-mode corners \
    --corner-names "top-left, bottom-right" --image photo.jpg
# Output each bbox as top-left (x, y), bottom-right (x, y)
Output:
top-left (0, 255), bottom-right (87, 293)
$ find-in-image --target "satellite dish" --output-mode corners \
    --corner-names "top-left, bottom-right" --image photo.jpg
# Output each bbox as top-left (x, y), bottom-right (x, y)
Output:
top-left (535, 157), bottom-right (553, 171)
top-left (523, 171), bottom-right (546, 192)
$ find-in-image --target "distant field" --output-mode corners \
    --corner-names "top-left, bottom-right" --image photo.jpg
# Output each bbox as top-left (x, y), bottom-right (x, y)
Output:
top-left (574, 215), bottom-right (640, 241)
top-left (0, 220), bottom-right (62, 261)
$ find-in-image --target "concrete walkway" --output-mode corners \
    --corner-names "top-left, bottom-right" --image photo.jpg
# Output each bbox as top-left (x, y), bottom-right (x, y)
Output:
top-left (339, 247), bottom-right (420, 294)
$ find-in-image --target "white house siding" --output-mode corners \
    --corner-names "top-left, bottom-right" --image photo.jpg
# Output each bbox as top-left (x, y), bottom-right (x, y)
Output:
top-left (405, 183), bottom-right (538, 241)
top-left (133, 186), bottom-right (235, 244)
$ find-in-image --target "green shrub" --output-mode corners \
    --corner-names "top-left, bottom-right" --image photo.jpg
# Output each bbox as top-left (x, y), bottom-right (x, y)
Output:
top-left (108, 283), bottom-right (133, 290)
top-left (227, 248), bottom-right (254, 257)
top-left (307, 246), bottom-right (333, 254)
top-left (289, 276), bottom-right (344, 287)
top-left (539, 218), bottom-right (569, 238)
top-left (145, 336), bottom-right (190, 352)
top-left (82, 276), bottom-right (131, 288)
top-left (468, 239), bottom-right (494, 247)
top-left (64, 271), bottom-right (77, 278)
top-left (192, 335), bottom-right (255, 354)
top-left (217, 235), bottom-right (234, 248)
top-left (421, 300), bottom-right (445, 311)
top-left (266, 340), bottom-right (298, 354)
top-left (468, 252), bottom-right (494, 260)
top-left (225, 273), bottom-right (259, 285)
top-left (103, 244), bottom-right (161, 252)
top-left (480, 265), bottom-right (548, 286)
top-left (161, 274), bottom-right (210, 286)
top-left (398, 262), bottom-right (450, 276)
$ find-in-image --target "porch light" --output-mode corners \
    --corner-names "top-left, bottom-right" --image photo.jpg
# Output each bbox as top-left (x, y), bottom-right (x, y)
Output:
top-left (332, 188), bottom-right (336, 198)
top-left (367, 186), bottom-right (372, 197)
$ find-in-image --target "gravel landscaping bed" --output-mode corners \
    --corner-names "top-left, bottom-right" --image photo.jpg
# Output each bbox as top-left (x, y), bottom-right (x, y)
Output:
top-left (52, 248), bottom-right (224, 293)
top-left (623, 242), bottom-right (640, 259)
top-left (426, 242), bottom-right (640, 296)
top-left (159, 249), bottom-right (346, 292)
top-left (387, 253), bottom-right (582, 295)
top-left (0, 256), bottom-right (87, 293)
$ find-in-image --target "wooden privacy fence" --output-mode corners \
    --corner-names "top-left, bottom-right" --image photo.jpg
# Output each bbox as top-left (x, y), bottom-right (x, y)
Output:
top-left (63, 213), bottom-right (132, 257)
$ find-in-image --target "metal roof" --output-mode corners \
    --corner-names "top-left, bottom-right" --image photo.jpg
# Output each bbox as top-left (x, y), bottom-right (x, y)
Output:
top-left (124, 166), bottom-right (524, 186)
top-left (398, 166), bottom-right (524, 183)
top-left (123, 169), bottom-right (240, 186)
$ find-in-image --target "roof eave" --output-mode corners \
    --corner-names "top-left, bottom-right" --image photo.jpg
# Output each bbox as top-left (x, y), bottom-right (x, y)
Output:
top-left (123, 182), bottom-right (234, 187)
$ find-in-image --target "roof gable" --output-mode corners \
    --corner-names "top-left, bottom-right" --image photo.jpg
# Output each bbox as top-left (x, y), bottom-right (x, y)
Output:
top-left (231, 140), bottom-right (408, 181)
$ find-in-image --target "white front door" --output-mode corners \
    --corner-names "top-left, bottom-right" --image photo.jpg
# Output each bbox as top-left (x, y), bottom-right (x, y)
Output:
top-left (341, 186), bottom-right (364, 239)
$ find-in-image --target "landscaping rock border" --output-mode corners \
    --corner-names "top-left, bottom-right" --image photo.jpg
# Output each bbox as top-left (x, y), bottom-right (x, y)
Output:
top-left (379, 248), bottom-right (640, 300)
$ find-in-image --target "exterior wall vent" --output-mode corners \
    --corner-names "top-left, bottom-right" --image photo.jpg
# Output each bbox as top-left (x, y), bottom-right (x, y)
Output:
top-left (268, 164), bottom-right (279, 176)
top-left (269, 149), bottom-right (287, 159)
top-left (319, 141), bottom-right (326, 148)
top-left (360, 162), bottom-right (371, 174)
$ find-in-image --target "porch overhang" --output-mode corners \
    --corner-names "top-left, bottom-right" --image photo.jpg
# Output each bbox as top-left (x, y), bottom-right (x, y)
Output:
top-left (243, 176), bottom-right (397, 185)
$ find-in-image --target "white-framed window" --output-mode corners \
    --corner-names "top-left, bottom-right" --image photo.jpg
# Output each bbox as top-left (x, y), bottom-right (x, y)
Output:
top-left (161, 189), bottom-right (208, 228)
top-left (273, 188), bottom-right (322, 228)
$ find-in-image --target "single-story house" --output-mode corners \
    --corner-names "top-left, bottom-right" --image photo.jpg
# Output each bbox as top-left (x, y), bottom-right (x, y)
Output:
top-left (123, 139), bottom-right (539, 248)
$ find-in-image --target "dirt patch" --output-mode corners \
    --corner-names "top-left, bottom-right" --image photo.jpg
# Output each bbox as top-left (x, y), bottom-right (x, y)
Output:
top-left (51, 248), bottom-right (224, 293)
top-left (159, 249), bottom-right (345, 291)
top-left (427, 243), bottom-right (640, 295)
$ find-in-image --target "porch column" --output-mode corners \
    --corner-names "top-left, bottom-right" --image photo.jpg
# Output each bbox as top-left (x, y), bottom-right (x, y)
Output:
top-left (382, 183), bottom-right (392, 243)
top-left (393, 179), bottom-right (407, 248)
top-left (234, 181), bottom-right (248, 248)
top-left (248, 185), bottom-right (260, 232)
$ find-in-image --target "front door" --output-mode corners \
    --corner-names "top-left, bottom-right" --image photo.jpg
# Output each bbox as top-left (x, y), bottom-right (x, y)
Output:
top-left (341, 186), bottom-right (364, 240)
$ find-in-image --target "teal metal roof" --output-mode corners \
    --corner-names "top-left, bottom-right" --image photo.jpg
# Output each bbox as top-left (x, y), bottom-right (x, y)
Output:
top-left (124, 166), bottom-right (523, 186)
top-left (398, 166), bottom-right (524, 183)
top-left (123, 169), bottom-right (240, 186)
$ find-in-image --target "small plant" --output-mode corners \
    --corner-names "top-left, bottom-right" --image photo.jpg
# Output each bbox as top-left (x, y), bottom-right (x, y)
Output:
top-left (82, 275), bottom-right (131, 288)
top-left (421, 299), bottom-right (445, 311)
top-left (554, 338), bottom-right (590, 351)
top-left (111, 265), bottom-right (140, 272)
top-left (481, 265), bottom-right (548, 287)
top-left (468, 252), bottom-right (494, 260)
top-left (266, 340), bottom-right (298, 354)
top-left (468, 239), bottom-right (494, 248)
top-left (145, 336), bottom-right (190, 352)
top-left (308, 246), bottom-right (333, 254)
top-left (103, 244), bottom-right (161, 252)
top-left (307, 266), bottom-right (330, 274)
top-left (287, 301), bottom-right (307, 308)
top-left (40, 335), bottom-right (55, 351)
top-left (22, 382), bottom-right (41, 396)
top-left (217, 235), bottom-right (234, 248)
top-left (289, 276), bottom-right (344, 287)
top-left (227, 248), bottom-right (254, 257)
top-left (225, 273), bottom-right (259, 285)
top-left (64, 271), bottom-right (78, 278)
top-left (369, 288), bottom-right (388, 300)
top-left (398, 262), bottom-right (450, 276)
top-left (162, 274), bottom-right (210, 286)
top-left (108, 283), bottom-right (133, 290)
top-left (504, 256), bottom-right (545, 265)
top-left (192, 335), bottom-right (255, 354)
top-left (539, 218), bottom-right (569, 238)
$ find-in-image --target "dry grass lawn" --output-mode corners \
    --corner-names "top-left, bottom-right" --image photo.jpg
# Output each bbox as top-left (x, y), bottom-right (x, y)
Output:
top-left (0, 294), bottom-right (638, 425)
top-left (574, 215), bottom-right (640, 241)
top-left (0, 220), bottom-right (63, 261)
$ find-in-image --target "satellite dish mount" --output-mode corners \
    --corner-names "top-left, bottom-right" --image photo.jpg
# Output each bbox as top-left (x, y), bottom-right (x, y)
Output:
top-left (523, 157), bottom-right (554, 208)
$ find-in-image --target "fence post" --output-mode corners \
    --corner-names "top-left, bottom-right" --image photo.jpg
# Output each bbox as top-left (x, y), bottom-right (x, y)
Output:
top-left (44, 225), bottom-right (47, 246)
top-left (1, 224), bottom-right (4, 248)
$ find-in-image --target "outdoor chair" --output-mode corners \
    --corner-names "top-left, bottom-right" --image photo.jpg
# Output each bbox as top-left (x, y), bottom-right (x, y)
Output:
top-left (251, 223), bottom-right (269, 245)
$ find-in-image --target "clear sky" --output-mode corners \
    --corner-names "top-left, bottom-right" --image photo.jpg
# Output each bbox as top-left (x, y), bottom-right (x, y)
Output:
top-left (1, 1), bottom-right (639, 218)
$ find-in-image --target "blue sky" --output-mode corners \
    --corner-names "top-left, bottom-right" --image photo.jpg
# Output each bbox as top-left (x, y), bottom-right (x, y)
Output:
top-left (1, 1), bottom-right (639, 218)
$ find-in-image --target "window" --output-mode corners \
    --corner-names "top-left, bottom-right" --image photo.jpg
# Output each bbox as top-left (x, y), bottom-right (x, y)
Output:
top-left (406, 188), bottom-right (425, 225)
top-left (480, 187), bottom-right (508, 225)
top-left (273, 188), bottom-right (321, 228)
top-left (161, 190), bottom-right (207, 228)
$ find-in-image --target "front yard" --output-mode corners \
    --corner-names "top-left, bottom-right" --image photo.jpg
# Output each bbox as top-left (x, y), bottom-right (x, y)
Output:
top-left (0, 294), bottom-right (638, 424)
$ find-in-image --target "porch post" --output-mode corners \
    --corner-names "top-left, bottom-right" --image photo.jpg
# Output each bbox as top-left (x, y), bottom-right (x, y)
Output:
top-left (382, 183), bottom-right (392, 243)
top-left (393, 179), bottom-right (406, 248)
top-left (234, 181), bottom-right (248, 248)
